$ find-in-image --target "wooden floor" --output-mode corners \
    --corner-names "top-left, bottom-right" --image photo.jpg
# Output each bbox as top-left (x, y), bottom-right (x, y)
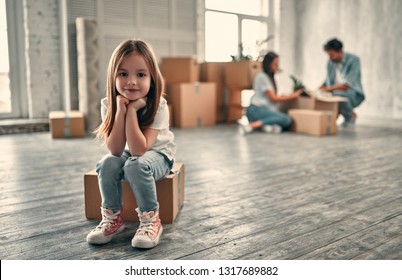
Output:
top-left (1, 122), bottom-right (402, 260)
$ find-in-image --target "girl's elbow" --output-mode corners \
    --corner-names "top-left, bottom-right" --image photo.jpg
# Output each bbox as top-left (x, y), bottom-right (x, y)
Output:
top-left (129, 150), bottom-right (146, 157)
top-left (108, 148), bottom-right (124, 157)
top-left (129, 146), bottom-right (148, 157)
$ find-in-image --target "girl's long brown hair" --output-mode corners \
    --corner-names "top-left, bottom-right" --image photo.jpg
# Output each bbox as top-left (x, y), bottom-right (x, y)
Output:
top-left (262, 51), bottom-right (278, 93)
top-left (94, 39), bottom-right (164, 140)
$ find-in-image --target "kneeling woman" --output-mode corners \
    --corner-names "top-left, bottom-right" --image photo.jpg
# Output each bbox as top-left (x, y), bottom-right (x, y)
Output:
top-left (240, 52), bottom-right (301, 134)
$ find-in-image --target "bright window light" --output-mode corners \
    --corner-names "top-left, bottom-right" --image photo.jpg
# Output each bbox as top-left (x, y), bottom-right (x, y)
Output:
top-left (205, 0), bottom-right (268, 16)
top-left (0, 0), bottom-right (9, 73)
top-left (242, 19), bottom-right (268, 60)
top-left (205, 11), bottom-right (238, 62)
top-left (0, 0), bottom-right (11, 113)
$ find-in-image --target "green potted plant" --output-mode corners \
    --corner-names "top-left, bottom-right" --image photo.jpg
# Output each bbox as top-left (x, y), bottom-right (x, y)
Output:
top-left (290, 75), bottom-right (309, 97)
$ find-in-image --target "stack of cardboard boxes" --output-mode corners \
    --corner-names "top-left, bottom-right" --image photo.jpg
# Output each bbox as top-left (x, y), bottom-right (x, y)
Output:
top-left (200, 62), bottom-right (227, 123)
top-left (161, 57), bottom-right (217, 128)
top-left (161, 58), bottom-right (265, 125)
top-left (160, 57), bottom-right (345, 136)
top-left (224, 61), bottom-right (262, 122)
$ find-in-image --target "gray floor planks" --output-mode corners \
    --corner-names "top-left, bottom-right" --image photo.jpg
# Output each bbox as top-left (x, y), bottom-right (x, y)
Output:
top-left (0, 123), bottom-right (401, 260)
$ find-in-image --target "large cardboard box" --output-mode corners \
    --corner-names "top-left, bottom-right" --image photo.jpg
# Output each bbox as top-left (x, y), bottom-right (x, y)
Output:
top-left (225, 61), bottom-right (262, 88)
top-left (280, 91), bottom-right (348, 117)
top-left (49, 111), bottom-right (85, 138)
top-left (161, 57), bottom-right (200, 84)
top-left (226, 87), bottom-right (244, 122)
top-left (279, 93), bottom-right (347, 136)
top-left (200, 62), bottom-right (227, 122)
top-left (289, 109), bottom-right (336, 136)
top-left (84, 162), bottom-right (185, 224)
top-left (169, 82), bottom-right (217, 128)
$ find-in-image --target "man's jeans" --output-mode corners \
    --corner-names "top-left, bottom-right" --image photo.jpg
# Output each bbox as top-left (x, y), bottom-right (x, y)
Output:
top-left (332, 89), bottom-right (365, 121)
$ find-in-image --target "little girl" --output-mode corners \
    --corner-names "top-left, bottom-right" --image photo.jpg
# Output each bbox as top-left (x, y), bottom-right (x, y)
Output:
top-left (86, 39), bottom-right (176, 249)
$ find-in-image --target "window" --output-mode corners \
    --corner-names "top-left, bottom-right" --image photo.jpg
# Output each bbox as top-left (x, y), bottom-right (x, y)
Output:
top-left (206, 0), bottom-right (268, 16)
top-left (205, 0), bottom-right (270, 62)
top-left (1, 0), bottom-right (25, 119)
top-left (205, 11), bottom-right (238, 62)
top-left (0, 0), bottom-right (10, 113)
top-left (242, 19), bottom-right (268, 61)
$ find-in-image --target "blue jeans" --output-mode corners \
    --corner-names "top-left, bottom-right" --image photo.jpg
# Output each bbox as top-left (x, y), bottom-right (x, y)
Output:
top-left (332, 89), bottom-right (365, 121)
top-left (96, 150), bottom-right (173, 213)
top-left (246, 104), bottom-right (292, 129)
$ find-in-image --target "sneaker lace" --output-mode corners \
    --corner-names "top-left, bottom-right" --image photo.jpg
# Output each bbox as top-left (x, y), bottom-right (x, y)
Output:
top-left (136, 219), bottom-right (155, 235)
top-left (95, 212), bottom-right (120, 230)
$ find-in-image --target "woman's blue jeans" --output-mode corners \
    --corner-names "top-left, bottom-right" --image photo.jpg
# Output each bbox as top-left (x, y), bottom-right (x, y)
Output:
top-left (96, 150), bottom-right (172, 213)
top-left (246, 104), bottom-right (292, 129)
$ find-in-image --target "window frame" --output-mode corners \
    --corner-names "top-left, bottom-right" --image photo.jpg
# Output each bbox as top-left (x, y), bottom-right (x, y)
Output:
top-left (0, 0), bottom-right (27, 119)
top-left (204, 0), bottom-right (273, 62)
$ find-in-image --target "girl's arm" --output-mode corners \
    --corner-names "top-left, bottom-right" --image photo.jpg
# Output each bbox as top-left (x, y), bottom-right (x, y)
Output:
top-left (105, 95), bottom-right (128, 156)
top-left (266, 89), bottom-right (302, 103)
top-left (125, 98), bottom-right (159, 156)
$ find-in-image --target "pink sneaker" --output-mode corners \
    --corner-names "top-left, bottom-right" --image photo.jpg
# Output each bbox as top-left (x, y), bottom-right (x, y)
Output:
top-left (86, 208), bottom-right (125, 244)
top-left (131, 208), bottom-right (163, 248)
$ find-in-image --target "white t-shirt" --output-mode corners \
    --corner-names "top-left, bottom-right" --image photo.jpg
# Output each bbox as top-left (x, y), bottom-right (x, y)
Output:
top-left (100, 97), bottom-right (176, 161)
top-left (250, 72), bottom-right (278, 112)
top-left (335, 63), bottom-right (346, 84)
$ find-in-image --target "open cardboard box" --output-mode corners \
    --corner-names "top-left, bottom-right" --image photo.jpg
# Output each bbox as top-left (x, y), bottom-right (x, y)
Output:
top-left (280, 89), bottom-right (348, 116)
top-left (279, 89), bottom-right (348, 136)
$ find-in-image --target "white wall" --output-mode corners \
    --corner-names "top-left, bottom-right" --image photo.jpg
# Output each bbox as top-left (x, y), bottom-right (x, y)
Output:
top-left (23, 0), bottom-right (62, 118)
top-left (17, 0), bottom-right (199, 118)
top-left (279, 0), bottom-right (402, 120)
top-left (67, 0), bottom-right (199, 111)
top-left (16, 0), bottom-right (402, 120)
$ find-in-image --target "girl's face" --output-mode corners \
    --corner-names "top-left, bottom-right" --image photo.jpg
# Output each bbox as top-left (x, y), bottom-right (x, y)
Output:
top-left (115, 52), bottom-right (151, 101)
top-left (270, 57), bottom-right (280, 73)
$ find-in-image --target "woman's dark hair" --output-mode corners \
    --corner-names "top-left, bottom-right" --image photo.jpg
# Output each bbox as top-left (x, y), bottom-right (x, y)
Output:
top-left (262, 51), bottom-right (278, 92)
top-left (324, 38), bottom-right (343, 51)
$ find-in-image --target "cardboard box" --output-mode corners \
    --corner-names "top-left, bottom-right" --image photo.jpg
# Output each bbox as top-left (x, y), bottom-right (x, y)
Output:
top-left (200, 62), bottom-right (227, 122)
top-left (227, 105), bottom-right (244, 123)
top-left (84, 162), bottom-right (185, 224)
top-left (169, 82), bottom-right (217, 128)
top-left (226, 87), bottom-right (244, 122)
top-left (280, 91), bottom-right (348, 116)
top-left (49, 111), bottom-right (85, 138)
top-left (161, 57), bottom-right (200, 84)
top-left (225, 61), bottom-right (262, 88)
top-left (278, 91), bottom-right (348, 136)
top-left (289, 109), bottom-right (336, 136)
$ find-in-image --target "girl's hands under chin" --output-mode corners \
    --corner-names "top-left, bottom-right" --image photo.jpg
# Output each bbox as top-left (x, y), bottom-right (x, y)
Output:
top-left (116, 94), bottom-right (130, 114)
top-left (128, 97), bottom-right (147, 111)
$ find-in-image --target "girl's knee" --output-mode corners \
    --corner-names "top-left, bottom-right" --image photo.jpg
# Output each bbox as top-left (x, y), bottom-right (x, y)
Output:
top-left (97, 154), bottom-right (124, 172)
top-left (123, 156), bottom-right (152, 177)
